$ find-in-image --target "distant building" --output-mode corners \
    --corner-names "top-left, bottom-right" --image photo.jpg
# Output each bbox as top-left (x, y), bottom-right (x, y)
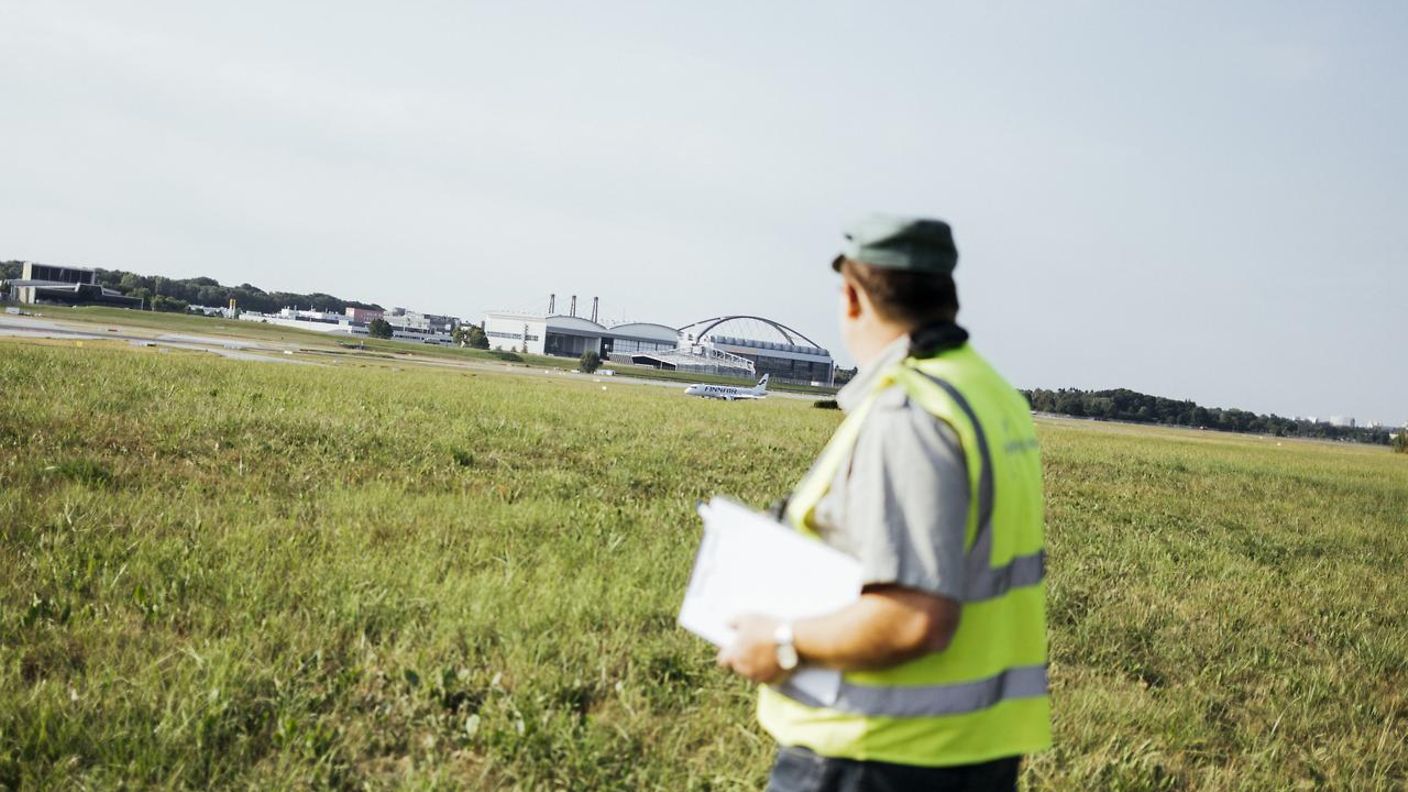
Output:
top-left (278, 307), bottom-right (346, 325)
top-left (693, 332), bottom-right (834, 386)
top-left (23, 262), bottom-right (95, 285)
top-left (383, 308), bottom-right (454, 344)
top-left (232, 305), bottom-right (452, 345)
top-left (237, 311), bottom-right (359, 334)
top-left (679, 316), bottom-right (835, 385)
top-left (3, 261), bottom-right (141, 309)
top-left (482, 311), bottom-right (601, 357)
top-left (420, 312), bottom-right (461, 333)
top-left (344, 306), bottom-right (384, 325)
top-left (483, 307), bottom-right (835, 381)
top-left (1329, 416), bottom-right (1356, 428)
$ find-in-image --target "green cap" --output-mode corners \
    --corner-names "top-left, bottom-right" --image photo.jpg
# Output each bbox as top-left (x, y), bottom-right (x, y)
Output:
top-left (831, 214), bottom-right (959, 274)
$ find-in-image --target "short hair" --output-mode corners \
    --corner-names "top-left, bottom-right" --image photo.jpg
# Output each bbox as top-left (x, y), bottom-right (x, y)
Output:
top-left (841, 258), bottom-right (959, 326)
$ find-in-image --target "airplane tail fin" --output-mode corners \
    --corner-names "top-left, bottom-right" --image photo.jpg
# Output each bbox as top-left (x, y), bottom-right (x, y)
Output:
top-left (757, 373), bottom-right (770, 390)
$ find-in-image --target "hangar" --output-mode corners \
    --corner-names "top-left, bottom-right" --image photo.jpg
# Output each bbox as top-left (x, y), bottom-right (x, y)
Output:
top-left (3, 262), bottom-right (142, 310)
top-left (483, 306), bottom-right (835, 386)
top-left (481, 311), bottom-right (754, 377)
top-left (679, 316), bottom-right (835, 386)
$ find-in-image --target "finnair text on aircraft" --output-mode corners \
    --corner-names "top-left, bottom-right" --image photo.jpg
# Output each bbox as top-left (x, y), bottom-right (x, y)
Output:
top-left (684, 374), bottom-right (769, 401)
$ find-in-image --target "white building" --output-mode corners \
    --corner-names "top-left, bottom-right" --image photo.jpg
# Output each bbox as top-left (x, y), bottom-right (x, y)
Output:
top-left (481, 311), bottom-right (754, 376)
top-left (481, 312), bottom-right (681, 357)
top-left (238, 311), bottom-right (360, 334)
top-left (482, 311), bottom-right (585, 355)
top-left (278, 307), bottom-right (346, 324)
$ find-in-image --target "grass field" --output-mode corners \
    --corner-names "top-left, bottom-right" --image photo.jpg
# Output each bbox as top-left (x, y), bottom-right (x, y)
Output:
top-left (1, 339), bottom-right (1405, 790)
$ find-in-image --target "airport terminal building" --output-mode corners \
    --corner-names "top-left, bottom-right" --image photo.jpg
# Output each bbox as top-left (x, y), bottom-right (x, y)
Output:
top-left (483, 306), bottom-right (836, 385)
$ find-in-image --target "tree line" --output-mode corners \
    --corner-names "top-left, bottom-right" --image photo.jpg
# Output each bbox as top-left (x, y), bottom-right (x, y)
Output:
top-left (1023, 387), bottom-right (1396, 446)
top-left (1, 260), bottom-right (381, 316)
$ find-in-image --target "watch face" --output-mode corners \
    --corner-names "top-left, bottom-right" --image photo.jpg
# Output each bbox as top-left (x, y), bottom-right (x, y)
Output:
top-left (777, 644), bottom-right (799, 671)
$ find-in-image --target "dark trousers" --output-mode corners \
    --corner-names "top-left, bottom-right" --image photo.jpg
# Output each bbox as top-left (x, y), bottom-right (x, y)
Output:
top-left (765, 745), bottom-right (1020, 792)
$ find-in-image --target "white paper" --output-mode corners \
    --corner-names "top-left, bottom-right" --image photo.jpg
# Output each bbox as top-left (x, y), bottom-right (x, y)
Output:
top-left (679, 496), bottom-right (862, 705)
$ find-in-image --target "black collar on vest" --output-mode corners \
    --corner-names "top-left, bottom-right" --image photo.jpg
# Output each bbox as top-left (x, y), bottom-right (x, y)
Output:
top-left (908, 321), bottom-right (970, 359)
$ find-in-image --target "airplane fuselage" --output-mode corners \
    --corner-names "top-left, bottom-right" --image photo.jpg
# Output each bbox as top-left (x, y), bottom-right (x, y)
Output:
top-left (684, 375), bottom-right (769, 401)
top-left (685, 384), bottom-right (758, 400)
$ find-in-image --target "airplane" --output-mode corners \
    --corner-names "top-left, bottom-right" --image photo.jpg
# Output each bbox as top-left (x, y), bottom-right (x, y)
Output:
top-left (684, 374), bottom-right (769, 401)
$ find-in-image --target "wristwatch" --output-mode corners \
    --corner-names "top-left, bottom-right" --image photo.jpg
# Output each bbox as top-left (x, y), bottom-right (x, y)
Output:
top-left (774, 622), bottom-right (799, 671)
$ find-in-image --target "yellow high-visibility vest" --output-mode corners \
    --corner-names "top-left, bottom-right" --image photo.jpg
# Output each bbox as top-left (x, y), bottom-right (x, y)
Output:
top-left (758, 342), bottom-right (1051, 767)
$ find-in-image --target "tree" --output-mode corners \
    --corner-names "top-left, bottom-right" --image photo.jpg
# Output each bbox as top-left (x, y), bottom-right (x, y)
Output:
top-left (1394, 432), bottom-right (1408, 454)
top-left (579, 350), bottom-right (602, 373)
top-left (367, 318), bottom-right (393, 339)
top-left (151, 295), bottom-right (189, 313)
top-left (118, 273), bottom-right (145, 293)
top-left (452, 324), bottom-right (489, 349)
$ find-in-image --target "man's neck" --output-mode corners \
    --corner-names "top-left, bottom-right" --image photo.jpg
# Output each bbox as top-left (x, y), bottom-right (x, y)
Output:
top-left (836, 327), bottom-right (914, 413)
top-left (854, 322), bottom-right (914, 369)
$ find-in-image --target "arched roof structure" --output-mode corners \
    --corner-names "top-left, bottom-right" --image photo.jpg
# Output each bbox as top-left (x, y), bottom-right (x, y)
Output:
top-left (677, 315), bottom-right (825, 350)
top-left (608, 321), bottom-right (680, 343)
top-left (544, 314), bottom-right (607, 332)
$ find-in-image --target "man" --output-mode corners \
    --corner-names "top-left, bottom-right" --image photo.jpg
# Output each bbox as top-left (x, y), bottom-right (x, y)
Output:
top-left (718, 215), bottom-right (1050, 791)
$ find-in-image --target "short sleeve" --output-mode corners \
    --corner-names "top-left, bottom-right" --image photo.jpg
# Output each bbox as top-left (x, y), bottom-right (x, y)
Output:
top-left (843, 396), bottom-right (970, 599)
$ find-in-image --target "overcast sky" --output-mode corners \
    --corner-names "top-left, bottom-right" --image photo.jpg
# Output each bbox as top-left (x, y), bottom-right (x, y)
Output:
top-left (2, 2), bottom-right (1403, 424)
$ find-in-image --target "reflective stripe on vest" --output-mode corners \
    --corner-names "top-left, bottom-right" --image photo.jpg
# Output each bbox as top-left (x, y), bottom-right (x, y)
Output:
top-left (778, 664), bottom-right (1048, 718)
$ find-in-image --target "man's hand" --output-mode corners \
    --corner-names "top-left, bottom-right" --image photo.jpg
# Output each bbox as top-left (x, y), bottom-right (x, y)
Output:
top-left (717, 613), bottom-right (787, 684)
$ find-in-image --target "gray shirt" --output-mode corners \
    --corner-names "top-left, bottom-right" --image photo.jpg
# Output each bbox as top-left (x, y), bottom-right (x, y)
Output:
top-left (809, 335), bottom-right (970, 600)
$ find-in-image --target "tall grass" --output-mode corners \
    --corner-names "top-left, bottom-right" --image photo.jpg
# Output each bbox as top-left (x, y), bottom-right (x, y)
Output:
top-left (1034, 420), bottom-right (1406, 789)
top-left (1, 342), bottom-right (1404, 789)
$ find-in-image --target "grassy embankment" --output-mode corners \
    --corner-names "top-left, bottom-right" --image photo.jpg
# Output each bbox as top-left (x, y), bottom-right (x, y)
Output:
top-left (1, 340), bottom-right (1404, 789)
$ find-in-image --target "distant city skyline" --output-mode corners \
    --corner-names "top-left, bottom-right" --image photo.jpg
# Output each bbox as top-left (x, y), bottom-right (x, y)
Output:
top-left (1, 2), bottom-right (1403, 425)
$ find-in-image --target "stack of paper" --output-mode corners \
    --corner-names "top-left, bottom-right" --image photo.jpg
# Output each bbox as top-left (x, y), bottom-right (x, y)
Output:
top-left (678, 496), bottom-right (862, 705)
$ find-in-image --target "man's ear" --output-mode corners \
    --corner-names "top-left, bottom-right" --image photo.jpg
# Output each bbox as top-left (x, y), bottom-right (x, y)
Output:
top-left (842, 280), bottom-right (864, 320)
